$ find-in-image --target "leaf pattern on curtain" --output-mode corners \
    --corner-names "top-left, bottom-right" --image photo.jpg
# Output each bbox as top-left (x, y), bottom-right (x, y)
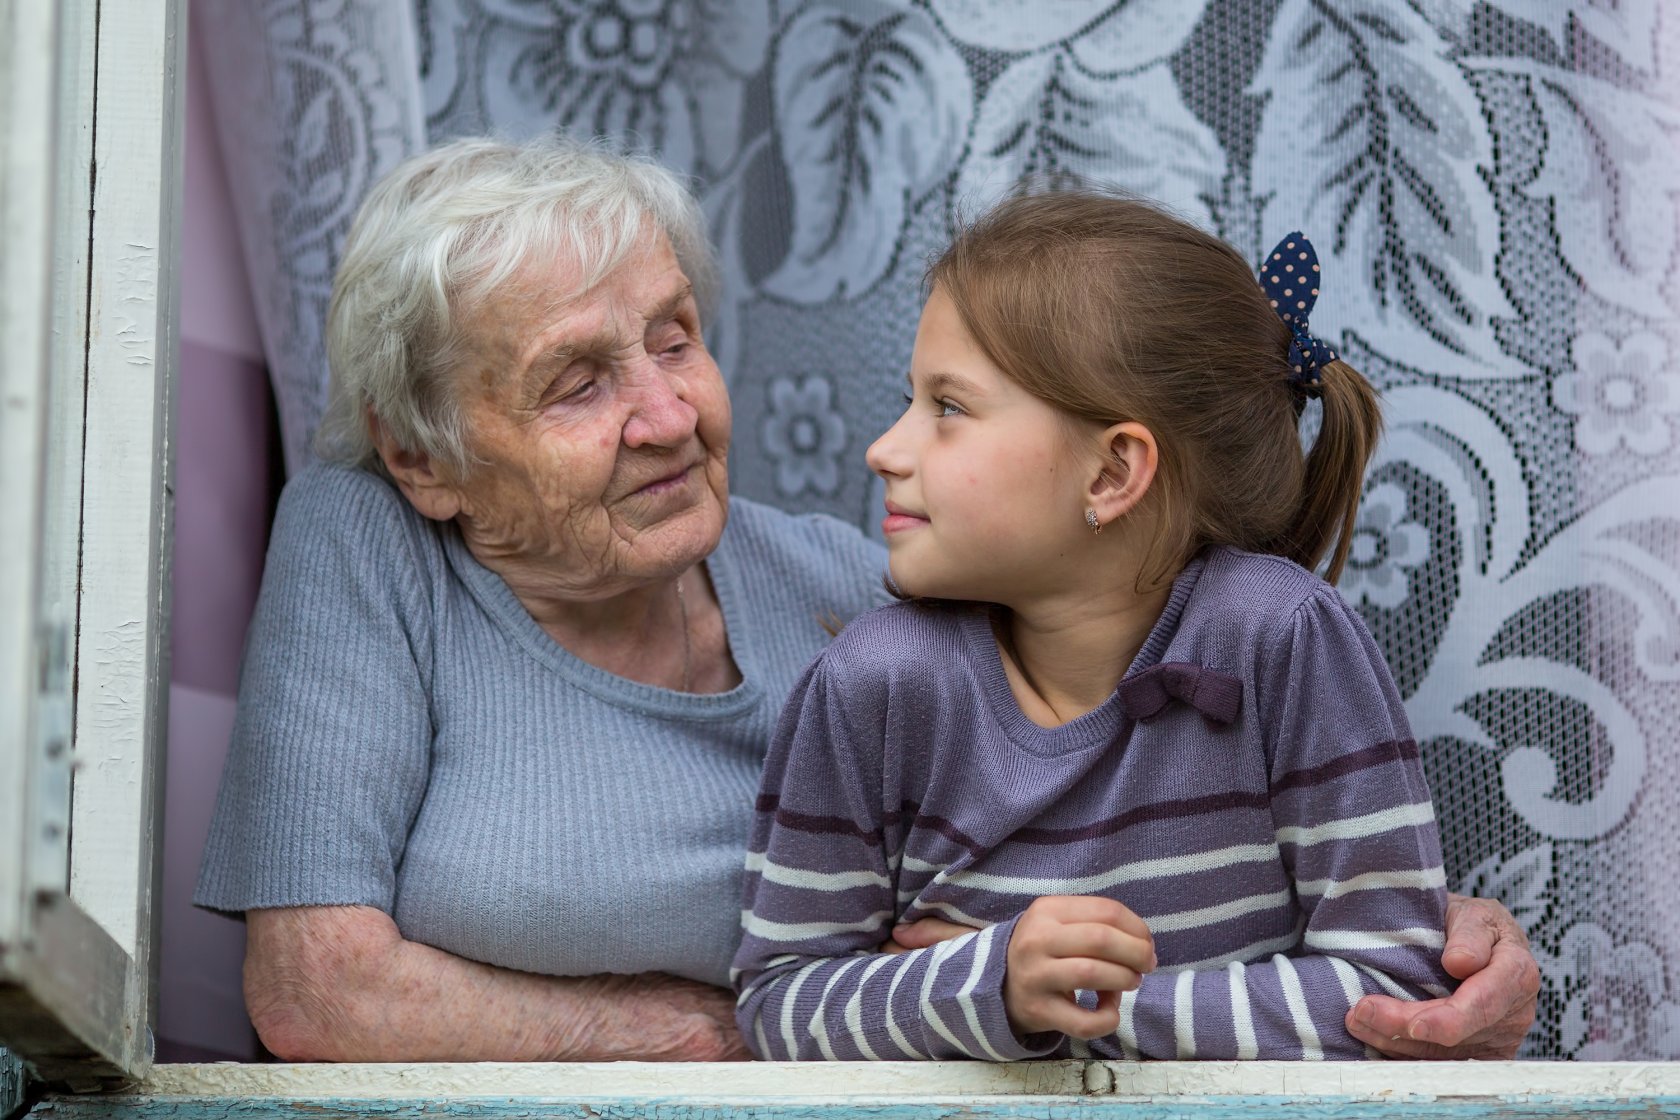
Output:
top-left (201, 0), bottom-right (1680, 1058)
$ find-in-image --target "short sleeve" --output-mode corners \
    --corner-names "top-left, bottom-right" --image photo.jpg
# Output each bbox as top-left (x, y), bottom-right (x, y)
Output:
top-left (194, 466), bottom-right (436, 916)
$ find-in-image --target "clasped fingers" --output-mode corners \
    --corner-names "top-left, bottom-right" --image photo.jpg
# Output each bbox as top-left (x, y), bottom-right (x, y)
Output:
top-left (1003, 896), bottom-right (1157, 1039)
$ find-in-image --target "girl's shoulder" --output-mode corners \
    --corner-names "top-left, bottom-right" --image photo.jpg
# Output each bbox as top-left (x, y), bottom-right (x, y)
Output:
top-left (1194, 545), bottom-right (1348, 622)
top-left (818, 599), bottom-right (980, 682)
top-left (1181, 545), bottom-right (1373, 659)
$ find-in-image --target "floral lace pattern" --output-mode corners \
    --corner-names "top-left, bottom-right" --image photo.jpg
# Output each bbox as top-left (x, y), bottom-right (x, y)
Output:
top-left (202, 0), bottom-right (1680, 1057)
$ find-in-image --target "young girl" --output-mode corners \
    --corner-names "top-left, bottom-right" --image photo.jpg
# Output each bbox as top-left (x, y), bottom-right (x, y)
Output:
top-left (731, 192), bottom-right (1453, 1061)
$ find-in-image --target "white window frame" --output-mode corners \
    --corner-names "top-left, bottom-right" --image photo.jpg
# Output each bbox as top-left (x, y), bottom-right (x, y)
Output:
top-left (0, 0), bottom-right (180, 1090)
top-left (3, 0), bottom-right (1680, 1112)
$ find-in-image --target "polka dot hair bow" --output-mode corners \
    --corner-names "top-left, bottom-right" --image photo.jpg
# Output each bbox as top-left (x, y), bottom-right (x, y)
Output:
top-left (1260, 232), bottom-right (1337, 398)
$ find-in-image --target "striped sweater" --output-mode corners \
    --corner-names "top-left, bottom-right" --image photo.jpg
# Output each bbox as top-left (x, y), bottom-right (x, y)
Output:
top-left (732, 547), bottom-right (1452, 1061)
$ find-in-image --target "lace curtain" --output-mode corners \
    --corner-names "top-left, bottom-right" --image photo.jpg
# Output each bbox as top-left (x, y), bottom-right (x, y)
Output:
top-left (195, 0), bottom-right (1680, 1059)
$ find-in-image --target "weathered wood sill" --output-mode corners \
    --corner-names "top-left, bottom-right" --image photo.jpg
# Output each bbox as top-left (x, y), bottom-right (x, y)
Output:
top-left (23, 1060), bottom-right (1680, 1118)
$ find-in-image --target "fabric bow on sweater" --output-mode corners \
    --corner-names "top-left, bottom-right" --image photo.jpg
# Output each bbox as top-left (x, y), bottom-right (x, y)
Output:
top-left (1116, 662), bottom-right (1243, 724)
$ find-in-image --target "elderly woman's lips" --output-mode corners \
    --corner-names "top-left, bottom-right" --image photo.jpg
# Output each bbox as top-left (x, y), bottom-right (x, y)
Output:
top-left (632, 463), bottom-right (697, 496)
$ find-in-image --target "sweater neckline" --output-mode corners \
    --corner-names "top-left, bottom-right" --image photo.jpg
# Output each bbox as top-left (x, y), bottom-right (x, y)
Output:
top-left (441, 514), bottom-right (764, 721)
top-left (957, 552), bottom-right (1210, 755)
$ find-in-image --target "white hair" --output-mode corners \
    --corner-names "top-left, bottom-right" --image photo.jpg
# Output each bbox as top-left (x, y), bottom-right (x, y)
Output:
top-left (315, 134), bottom-right (719, 475)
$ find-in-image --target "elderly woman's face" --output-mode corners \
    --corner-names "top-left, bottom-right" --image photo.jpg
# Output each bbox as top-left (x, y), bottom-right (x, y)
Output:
top-left (446, 231), bottom-right (731, 594)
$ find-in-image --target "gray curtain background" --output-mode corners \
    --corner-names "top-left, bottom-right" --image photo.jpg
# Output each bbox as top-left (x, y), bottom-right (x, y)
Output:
top-left (196, 0), bottom-right (1680, 1059)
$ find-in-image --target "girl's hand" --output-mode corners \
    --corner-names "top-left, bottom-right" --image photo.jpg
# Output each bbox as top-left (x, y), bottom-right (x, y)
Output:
top-left (1003, 896), bottom-right (1156, 1039)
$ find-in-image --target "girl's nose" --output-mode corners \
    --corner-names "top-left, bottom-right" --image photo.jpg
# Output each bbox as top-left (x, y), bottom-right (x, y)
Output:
top-left (866, 414), bottom-right (910, 478)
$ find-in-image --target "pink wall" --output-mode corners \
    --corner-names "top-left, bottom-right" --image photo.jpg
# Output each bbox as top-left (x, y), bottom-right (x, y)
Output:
top-left (158, 10), bottom-right (276, 1062)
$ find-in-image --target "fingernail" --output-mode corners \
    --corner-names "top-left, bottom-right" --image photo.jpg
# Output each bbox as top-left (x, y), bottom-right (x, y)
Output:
top-left (1409, 1021), bottom-right (1433, 1044)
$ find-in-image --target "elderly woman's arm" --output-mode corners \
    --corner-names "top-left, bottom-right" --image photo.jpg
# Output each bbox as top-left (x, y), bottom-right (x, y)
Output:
top-left (246, 906), bottom-right (749, 1062)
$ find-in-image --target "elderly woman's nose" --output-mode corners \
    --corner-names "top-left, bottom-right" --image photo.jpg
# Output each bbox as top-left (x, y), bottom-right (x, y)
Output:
top-left (621, 366), bottom-right (700, 448)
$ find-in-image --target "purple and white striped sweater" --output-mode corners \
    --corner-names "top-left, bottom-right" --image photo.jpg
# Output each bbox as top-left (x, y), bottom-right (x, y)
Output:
top-left (732, 546), bottom-right (1452, 1061)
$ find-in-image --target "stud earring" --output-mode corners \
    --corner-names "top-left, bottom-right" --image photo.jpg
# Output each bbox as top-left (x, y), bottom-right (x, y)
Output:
top-left (1085, 509), bottom-right (1102, 534)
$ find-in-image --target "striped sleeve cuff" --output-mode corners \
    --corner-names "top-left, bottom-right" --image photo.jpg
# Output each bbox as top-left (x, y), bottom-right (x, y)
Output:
top-left (925, 915), bottom-right (1062, 1061)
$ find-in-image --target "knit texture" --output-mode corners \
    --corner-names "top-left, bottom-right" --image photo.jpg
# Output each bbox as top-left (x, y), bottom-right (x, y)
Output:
top-left (195, 462), bottom-right (889, 986)
top-left (733, 547), bottom-right (1453, 1059)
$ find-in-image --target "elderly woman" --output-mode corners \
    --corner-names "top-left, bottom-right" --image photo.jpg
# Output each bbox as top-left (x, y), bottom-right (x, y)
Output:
top-left (197, 136), bottom-right (1538, 1063)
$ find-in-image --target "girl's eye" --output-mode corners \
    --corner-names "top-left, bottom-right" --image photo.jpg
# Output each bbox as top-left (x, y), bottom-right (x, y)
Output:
top-left (901, 392), bottom-right (914, 406)
top-left (937, 398), bottom-right (964, 418)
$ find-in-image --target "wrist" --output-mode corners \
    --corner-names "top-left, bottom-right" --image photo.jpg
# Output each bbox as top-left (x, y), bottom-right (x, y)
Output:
top-left (541, 973), bottom-right (633, 1060)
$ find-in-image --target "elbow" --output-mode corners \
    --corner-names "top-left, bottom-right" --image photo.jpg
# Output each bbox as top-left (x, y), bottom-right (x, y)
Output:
top-left (243, 906), bottom-right (400, 1061)
top-left (248, 994), bottom-right (338, 1062)
top-left (245, 956), bottom-right (364, 1061)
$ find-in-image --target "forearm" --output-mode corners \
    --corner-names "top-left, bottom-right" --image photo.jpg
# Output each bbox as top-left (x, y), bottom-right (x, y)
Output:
top-left (736, 920), bottom-right (1050, 1062)
top-left (247, 905), bottom-right (734, 1061)
top-left (1086, 948), bottom-right (1444, 1061)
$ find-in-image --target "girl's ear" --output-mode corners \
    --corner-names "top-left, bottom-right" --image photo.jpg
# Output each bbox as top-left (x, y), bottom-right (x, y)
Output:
top-left (1087, 420), bottom-right (1158, 530)
top-left (369, 410), bottom-right (464, 523)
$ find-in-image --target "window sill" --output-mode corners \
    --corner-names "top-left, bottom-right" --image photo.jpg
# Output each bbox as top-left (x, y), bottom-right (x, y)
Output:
top-left (25, 1060), bottom-right (1680, 1118)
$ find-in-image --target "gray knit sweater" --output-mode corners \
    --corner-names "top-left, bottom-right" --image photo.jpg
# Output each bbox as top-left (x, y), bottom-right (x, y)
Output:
top-left (733, 547), bottom-right (1451, 1059)
top-left (195, 462), bottom-right (889, 986)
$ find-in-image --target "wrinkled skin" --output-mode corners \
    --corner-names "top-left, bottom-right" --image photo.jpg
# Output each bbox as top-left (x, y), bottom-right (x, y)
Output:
top-left (438, 233), bottom-right (732, 603)
top-left (245, 233), bottom-right (749, 1062)
top-left (246, 905), bottom-right (748, 1061)
top-left (377, 228), bottom-right (739, 692)
top-left (1344, 893), bottom-right (1540, 1059)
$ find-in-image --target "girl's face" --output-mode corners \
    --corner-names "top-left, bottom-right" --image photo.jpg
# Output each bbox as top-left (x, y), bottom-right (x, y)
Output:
top-left (866, 287), bottom-right (1095, 605)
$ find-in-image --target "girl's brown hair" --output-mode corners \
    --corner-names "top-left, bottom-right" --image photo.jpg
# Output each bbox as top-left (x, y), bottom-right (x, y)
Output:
top-left (929, 190), bottom-right (1382, 586)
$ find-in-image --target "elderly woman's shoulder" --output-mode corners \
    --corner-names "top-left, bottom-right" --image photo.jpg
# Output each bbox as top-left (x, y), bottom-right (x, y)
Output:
top-left (721, 496), bottom-right (888, 606)
top-left (271, 461), bottom-right (437, 563)
top-left (278, 461), bottom-right (411, 520)
top-left (724, 496), bottom-right (885, 561)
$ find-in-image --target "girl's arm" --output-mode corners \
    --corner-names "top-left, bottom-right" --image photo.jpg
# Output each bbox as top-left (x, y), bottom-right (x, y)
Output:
top-left (1077, 588), bottom-right (1452, 1060)
top-left (732, 656), bottom-right (1130, 1061)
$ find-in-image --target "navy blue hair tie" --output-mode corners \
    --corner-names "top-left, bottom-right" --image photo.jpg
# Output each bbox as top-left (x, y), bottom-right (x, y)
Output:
top-left (1259, 232), bottom-right (1337, 398)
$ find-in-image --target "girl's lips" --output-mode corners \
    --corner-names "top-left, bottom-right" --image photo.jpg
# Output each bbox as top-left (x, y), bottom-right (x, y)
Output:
top-left (881, 512), bottom-right (928, 535)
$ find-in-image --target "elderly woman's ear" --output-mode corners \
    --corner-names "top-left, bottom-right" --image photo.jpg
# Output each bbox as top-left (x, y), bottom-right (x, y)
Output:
top-left (369, 411), bottom-right (462, 523)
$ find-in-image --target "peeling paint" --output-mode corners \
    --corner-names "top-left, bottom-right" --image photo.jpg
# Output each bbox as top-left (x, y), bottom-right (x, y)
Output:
top-left (2, 1048), bottom-right (26, 1120)
top-left (25, 1091), bottom-right (1680, 1120)
top-left (22, 1060), bottom-right (1680, 1120)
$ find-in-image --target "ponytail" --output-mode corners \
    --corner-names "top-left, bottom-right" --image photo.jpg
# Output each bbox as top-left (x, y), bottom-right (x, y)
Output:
top-left (1277, 360), bottom-right (1383, 583)
top-left (927, 193), bottom-right (1387, 588)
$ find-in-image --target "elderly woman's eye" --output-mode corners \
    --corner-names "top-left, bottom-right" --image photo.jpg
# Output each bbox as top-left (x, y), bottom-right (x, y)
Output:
top-left (553, 377), bottom-right (596, 403)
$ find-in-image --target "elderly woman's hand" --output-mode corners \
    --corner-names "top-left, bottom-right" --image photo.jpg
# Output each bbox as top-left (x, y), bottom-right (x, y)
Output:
top-left (562, 973), bottom-right (752, 1062)
top-left (1345, 894), bottom-right (1540, 1059)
